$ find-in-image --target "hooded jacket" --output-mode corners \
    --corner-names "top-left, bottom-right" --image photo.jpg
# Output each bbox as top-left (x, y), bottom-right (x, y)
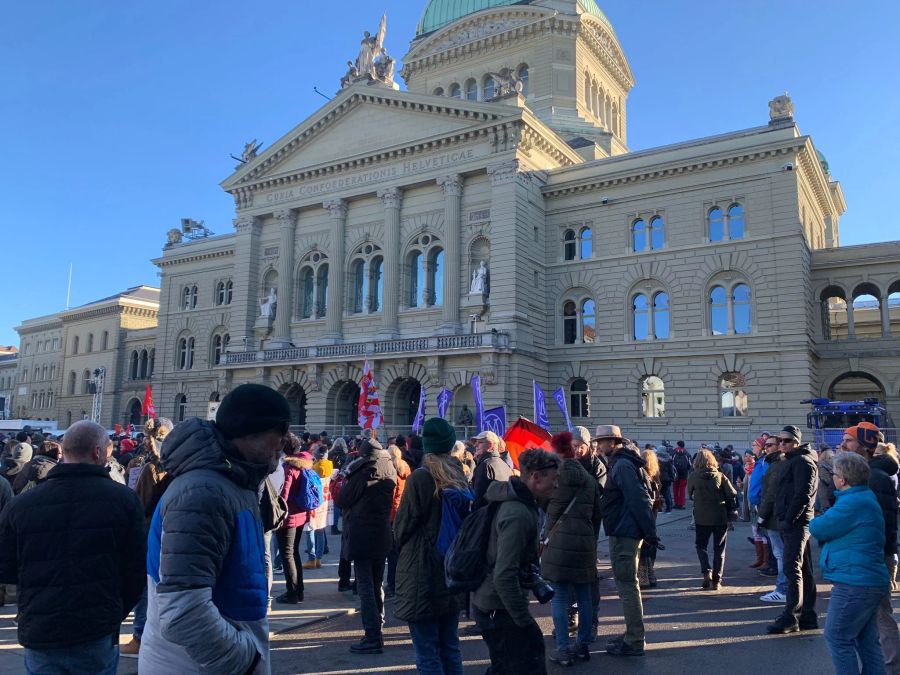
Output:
top-left (810, 485), bottom-right (890, 588)
top-left (688, 467), bottom-right (737, 527)
top-left (869, 453), bottom-right (899, 556)
top-left (11, 454), bottom-right (58, 494)
top-left (472, 478), bottom-right (539, 627)
top-left (601, 448), bottom-right (657, 541)
top-left (775, 443), bottom-right (818, 529)
top-left (335, 443), bottom-right (396, 561)
top-left (472, 448), bottom-right (513, 509)
top-left (540, 458), bottom-right (602, 584)
top-left (280, 456), bottom-right (314, 530)
top-left (139, 418), bottom-right (271, 675)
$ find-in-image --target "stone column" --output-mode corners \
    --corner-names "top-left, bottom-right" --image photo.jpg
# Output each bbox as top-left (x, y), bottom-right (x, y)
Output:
top-left (847, 303), bottom-right (856, 340)
top-left (880, 296), bottom-right (891, 337)
top-left (378, 187), bottom-right (402, 338)
top-left (271, 209), bottom-right (296, 348)
top-left (323, 199), bottom-right (347, 342)
top-left (438, 174), bottom-right (463, 334)
top-left (230, 216), bottom-right (261, 349)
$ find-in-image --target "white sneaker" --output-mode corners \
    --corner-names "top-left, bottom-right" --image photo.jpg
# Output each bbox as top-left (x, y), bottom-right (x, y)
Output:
top-left (760, 590), bottom-right (786, 603)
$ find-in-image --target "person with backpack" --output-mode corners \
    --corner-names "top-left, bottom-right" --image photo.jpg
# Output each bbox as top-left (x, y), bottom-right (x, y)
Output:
top-left (394, 418), bottom-right (472, 674)
top-left (672, 441), bottom-right (691, 509)
top-left (276, 450), bottom-right (321, 604)
top-left (335, 436), bottom-right (397, 654)
top-left (657, 448), bottom-right (675, 513)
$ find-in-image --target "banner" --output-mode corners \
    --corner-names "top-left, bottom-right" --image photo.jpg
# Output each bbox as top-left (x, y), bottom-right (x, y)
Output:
top-left (533, 381), bottom-right (551, 432)
top-left (412, 386), bottom-right (426, 433)
top-left (141, 384), bottom-right (155, 418)
top-left (503, 417), bottom-right (553, 469)
top-left (483, 406), bottom-right (507, 437)
top-left (552, 386), bottom-right (573, 432)
top-left (357, 359), bottom-right (383, 429)
top-left (437, 387), bottom-right (453, 419)
top-left (472, 375), bottom-right (485, 434)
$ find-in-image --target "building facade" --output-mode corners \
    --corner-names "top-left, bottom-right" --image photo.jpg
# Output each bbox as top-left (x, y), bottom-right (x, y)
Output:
top-left (11, 1), bottom-right (900, 442)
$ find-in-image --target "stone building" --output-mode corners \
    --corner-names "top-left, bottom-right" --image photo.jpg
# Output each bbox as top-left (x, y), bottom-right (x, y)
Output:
top-left (0, 348), bottom-right (18, 420)
top-left (31, 0), bottom-right (900, 442)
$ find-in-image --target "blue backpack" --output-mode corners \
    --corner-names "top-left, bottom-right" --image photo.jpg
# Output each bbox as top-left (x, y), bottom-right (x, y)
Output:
top-left (435, 487), bottom-right (474, 556)
top-left (292, 469), bottom-right (322, 511)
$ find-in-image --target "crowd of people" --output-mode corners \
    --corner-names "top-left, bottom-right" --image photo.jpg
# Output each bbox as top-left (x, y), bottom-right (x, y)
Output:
top-left (0, 392), bottom-right (898, 675)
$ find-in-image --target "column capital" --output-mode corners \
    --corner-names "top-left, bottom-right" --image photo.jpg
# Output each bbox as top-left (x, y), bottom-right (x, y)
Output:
top-left (273, 208), bottom-right (296, 228)
top-left (487, 160), bottom-right (520, 186)
top-left (323, 199), bottom-right (348, 218)
top-left (233, 215), bottom-right (260, 235)
top-left (377, 186), bottom-right (403, 209)
top-left (437, 174), bottom-right (464, 197)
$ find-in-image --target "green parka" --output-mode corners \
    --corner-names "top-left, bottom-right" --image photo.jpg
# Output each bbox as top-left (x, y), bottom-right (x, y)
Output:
top-left (393, 467), bottom-right (463, 622)
top-left (688, 467), bottom-right (737, 527)
top-left (540, 458), bottom-right (602, 584)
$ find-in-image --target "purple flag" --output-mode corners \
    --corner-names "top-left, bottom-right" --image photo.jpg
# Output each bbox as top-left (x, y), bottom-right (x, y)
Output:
top-left (533, 381), bottom-right (551, 432)
top-left (483, 406), bottom-right (507, 437)
top-left (412, 386), bottom-right (426, 434)
top-left (437, 387), bottom-right (453, 419)
top-left (472, 375), bottom-right (485, 434)
top-left (552, 386), bottom-right (573, 432)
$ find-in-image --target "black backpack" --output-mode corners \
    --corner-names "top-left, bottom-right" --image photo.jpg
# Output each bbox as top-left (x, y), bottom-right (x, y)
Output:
top-left (673, 451), bottom-right (691, 478)
top-left (444, 501), bottom-right (501, 592)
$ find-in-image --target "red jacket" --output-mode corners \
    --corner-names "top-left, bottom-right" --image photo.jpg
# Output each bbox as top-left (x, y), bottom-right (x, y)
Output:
top-left (280, 456), bottom-right (312, 530)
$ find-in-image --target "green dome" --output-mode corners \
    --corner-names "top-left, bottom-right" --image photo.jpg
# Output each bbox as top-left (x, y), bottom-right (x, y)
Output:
top-left (416, 0), bottom-right (615, 36)
top-left (816, 149), bottom-right (830, 174)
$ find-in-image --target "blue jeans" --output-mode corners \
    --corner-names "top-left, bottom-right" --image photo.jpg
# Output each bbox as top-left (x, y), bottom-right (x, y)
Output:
top-left (25, 633), bottom-right (118, 674)
top-left (662, 483), bottom-right (674, 511)
top-left (550, 582), bottom-right (594, 650)
top-left (407, 614), bottom-right (464, 675)
top-left (133, 587), bottom-right (148, 638)
top-left (768, 530), bottom-right (788, 595)
top-left (305, 528), bottom-right (326, 561)
top-left (824, 582), bottom-right (888, 675)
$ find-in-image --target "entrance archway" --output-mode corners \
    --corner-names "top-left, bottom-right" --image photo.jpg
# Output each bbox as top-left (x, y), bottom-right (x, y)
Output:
top-left (828, 372), bottom-right (886, 403)
top-left (387, 377), bottom-right (421, 427)
top-left (126, 398), bottom-right (142, 426)
top-left (282, 384), bottom-right (308, 427)
top-left (327, 380), bottom-right (361, 428)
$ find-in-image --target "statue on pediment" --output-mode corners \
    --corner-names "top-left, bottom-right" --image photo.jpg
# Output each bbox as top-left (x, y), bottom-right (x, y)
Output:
top-left (768, 93), bottom-right (794, 122)
top-left (259, 287), bottom-right (277, 318)
top-left (487, 68), bottom-right (524, 99)
top-left (342, 15), bottom-right (395, 89)
top-left (241, 139), bottom-right (262, 163)
top-left (165, 228), bottom-right (183, 247)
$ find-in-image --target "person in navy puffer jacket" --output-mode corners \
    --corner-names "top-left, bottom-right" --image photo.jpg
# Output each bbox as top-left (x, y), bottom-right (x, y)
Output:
top-left (810, 452), bottom-right (891, 675)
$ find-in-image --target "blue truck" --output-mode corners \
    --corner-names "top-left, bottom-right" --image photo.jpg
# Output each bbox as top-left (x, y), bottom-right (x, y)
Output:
top-left (803, 397), bottom-right (894, 448)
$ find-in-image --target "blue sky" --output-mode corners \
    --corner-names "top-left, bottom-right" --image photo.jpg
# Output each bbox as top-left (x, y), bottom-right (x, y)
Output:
top-left (2, 0), bottom-right (898, 347)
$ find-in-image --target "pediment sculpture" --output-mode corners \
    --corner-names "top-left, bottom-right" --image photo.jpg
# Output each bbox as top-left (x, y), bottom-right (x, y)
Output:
top-left (340, 15), bottom-right (396, 89)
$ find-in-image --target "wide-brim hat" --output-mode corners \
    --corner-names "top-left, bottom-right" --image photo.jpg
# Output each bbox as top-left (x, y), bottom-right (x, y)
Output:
top-left (594, 424), bottom-right (623, 440)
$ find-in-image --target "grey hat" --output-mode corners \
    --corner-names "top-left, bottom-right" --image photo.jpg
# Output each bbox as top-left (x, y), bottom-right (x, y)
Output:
top-left (594, 424), bottom-right (623, 440)
top-left (572, 426), bottom-right (591, 445)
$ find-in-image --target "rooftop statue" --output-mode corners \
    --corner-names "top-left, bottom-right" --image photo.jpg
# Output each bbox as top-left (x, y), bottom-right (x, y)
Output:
top-left (341, 15), bottom-right (395, 89)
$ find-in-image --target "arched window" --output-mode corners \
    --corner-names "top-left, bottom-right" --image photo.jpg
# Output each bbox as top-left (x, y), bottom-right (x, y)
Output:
top-left (86, 333), bottom-right (93, 352)
top-left (482, 75), bottom-right (495, 100)
top-left (352, 260), bottom-right (366, 313)
top-left (821, 287), bottom-right (849, 340)
top-left (316, 265), bottom-right (328, 317)
top-left (190, 285), bottom-right (198, 308)
top-left (72, 335), bottom-right (79, 355)
top-left (728, 204), bottom-right (745, 239)
top-left (732, 284), bottom-right (752, 334)
top-left (139, 350), bottom-right (149, 378)
top-left (517, 64), bottom-right (529, 96)
top-left (39, 391), bottom-right (45, 409)
top-left (409, 251), bottom-right (423, 307)
top-left (225, 280), bottom-right (233, 304)
top-left (641, 376), bottom-right (665, 418)
top-left (21, 368), bottom-right (27, 383)
top-left (350, 244), bottom-right (383, 314)
top-left (177, 336), bottom-right (194, 370)
top-left (563, 230), bottom-right (577, 261)
top-left (68, 371), bottom-right (76, 395)
top-left (175, 394), bottom-right (187, 423)
top-left (563, 301), bottom-right (578, 344)
top-left (429, 249), bottom-right (444, 306)
top-left (101, 331), bottom-right (109, 350)
top-left (148, 349), bottom-right (155, 377)
top-left (570, 378), bottom-right (590, 418)
top-left (851, 284), bottom-right (882, 340)
top-left (708, 207), bottom-right (725, 242)
top-left (632, 219), bottom-right (646, 252)
top-left (654, 292), bottom-right (670, 339)
top-left (633, 294), bottom-right (649, 340)
top-left (212, 333), bottom-right (230, 365)
top-left (449, 83), bottom-right (461, 99)
top-left (130, 351), bottom-right (139, 380)
top-left (301, 268), bottom-right (315, 318)
top-left (580, 227), bottom-right (592, 259)
top-left (47, 391), bottom-right (53, 410)
top-left (371, 256), bottom-right (384, 311)
top-left (710, 286), bottom-right (729, 335)
top-left (215, 281), bottom-right (226, 306)
top-left (720, 373), bottom-right (748, 417)
top-left (433, 87), bottom-right (444, 96)
top-left (465, 78), bottom-right (477, 100)
top-left (298, 251), bottom-right (328, 319)
top-left (182, 286), bottom-right (192, 310)
top-left (49, 364), bottom-right (55, 381)
top-left (650, 216), bottom-right (665, 250)
top-left (581, 299), bottom-right (596, 343)
top-left (82, 369), bottom-right (91, 395)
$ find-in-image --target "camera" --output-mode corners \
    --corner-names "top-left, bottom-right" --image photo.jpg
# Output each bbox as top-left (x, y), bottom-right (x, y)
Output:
top-left (519, 563), bottom-right (555, 604)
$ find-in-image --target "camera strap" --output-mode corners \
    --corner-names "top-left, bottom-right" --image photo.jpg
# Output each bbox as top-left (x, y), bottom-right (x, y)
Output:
top-left (539, 495), bottom-right (577, 556)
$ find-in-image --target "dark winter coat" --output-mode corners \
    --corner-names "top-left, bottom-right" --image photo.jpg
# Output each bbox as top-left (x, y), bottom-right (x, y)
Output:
top-left (0, 462), bottom-right (146, 650)
top-left (11, 454), bottom-right (57, 494)
top-left (673, 449), bottom-right (692, 480)
top-left (393, 468), bottom-right (464, 622)
top-left (576, 453), bottom-right (608, 491)
top-left (817, 460), bottom-right (835, 512)
top-left (757, 452), bottom-right (788, 530)
top-left (0, 474), bottom-right (12, 513)
top-left (472, 478), bottom-right (539, 627)
top-left (601, 448), bottom-right (657, 541)
top-left (869, 453), bottom-right (899, 556)
top-left (472, 449), bottom-right (513, 509)
top-left (688, 467), bottom-right (737, 527)
top-left (657, 454), bottom-right (675, 485)
top-left (540, 458), bottom-right (602, 584)
top-left (775, 443), bottom-right (818, 529)
top-left (335, 446), bottom-right (397, 561)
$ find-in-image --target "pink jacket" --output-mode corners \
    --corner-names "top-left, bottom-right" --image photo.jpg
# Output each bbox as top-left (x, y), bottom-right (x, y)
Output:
top-left (280, 456), bottom-right (312, 530)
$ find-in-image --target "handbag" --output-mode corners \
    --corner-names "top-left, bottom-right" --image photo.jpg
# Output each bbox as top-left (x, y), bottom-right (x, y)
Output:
top-left (538, 496), bottom-right (577, 557)
top-left (260, 476), bottom-right (288, 532)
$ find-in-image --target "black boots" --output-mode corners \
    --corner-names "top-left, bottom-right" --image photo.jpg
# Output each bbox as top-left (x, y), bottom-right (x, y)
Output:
top-left (349, 635), bottom-right (384, 654)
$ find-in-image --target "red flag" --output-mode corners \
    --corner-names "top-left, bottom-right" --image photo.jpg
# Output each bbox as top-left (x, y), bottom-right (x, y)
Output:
top-left (141, 384), bottom-right (155, 418)
top-left (503, 416), bottom-right (552, 469)
top-left (357, 360), bottom-right (383, 429)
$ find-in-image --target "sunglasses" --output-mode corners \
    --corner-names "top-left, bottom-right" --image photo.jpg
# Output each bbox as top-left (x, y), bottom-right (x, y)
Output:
top-left (777, 438), bottom-right (794, 444)
top-left (764, 443), bottom-right (777, 448)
